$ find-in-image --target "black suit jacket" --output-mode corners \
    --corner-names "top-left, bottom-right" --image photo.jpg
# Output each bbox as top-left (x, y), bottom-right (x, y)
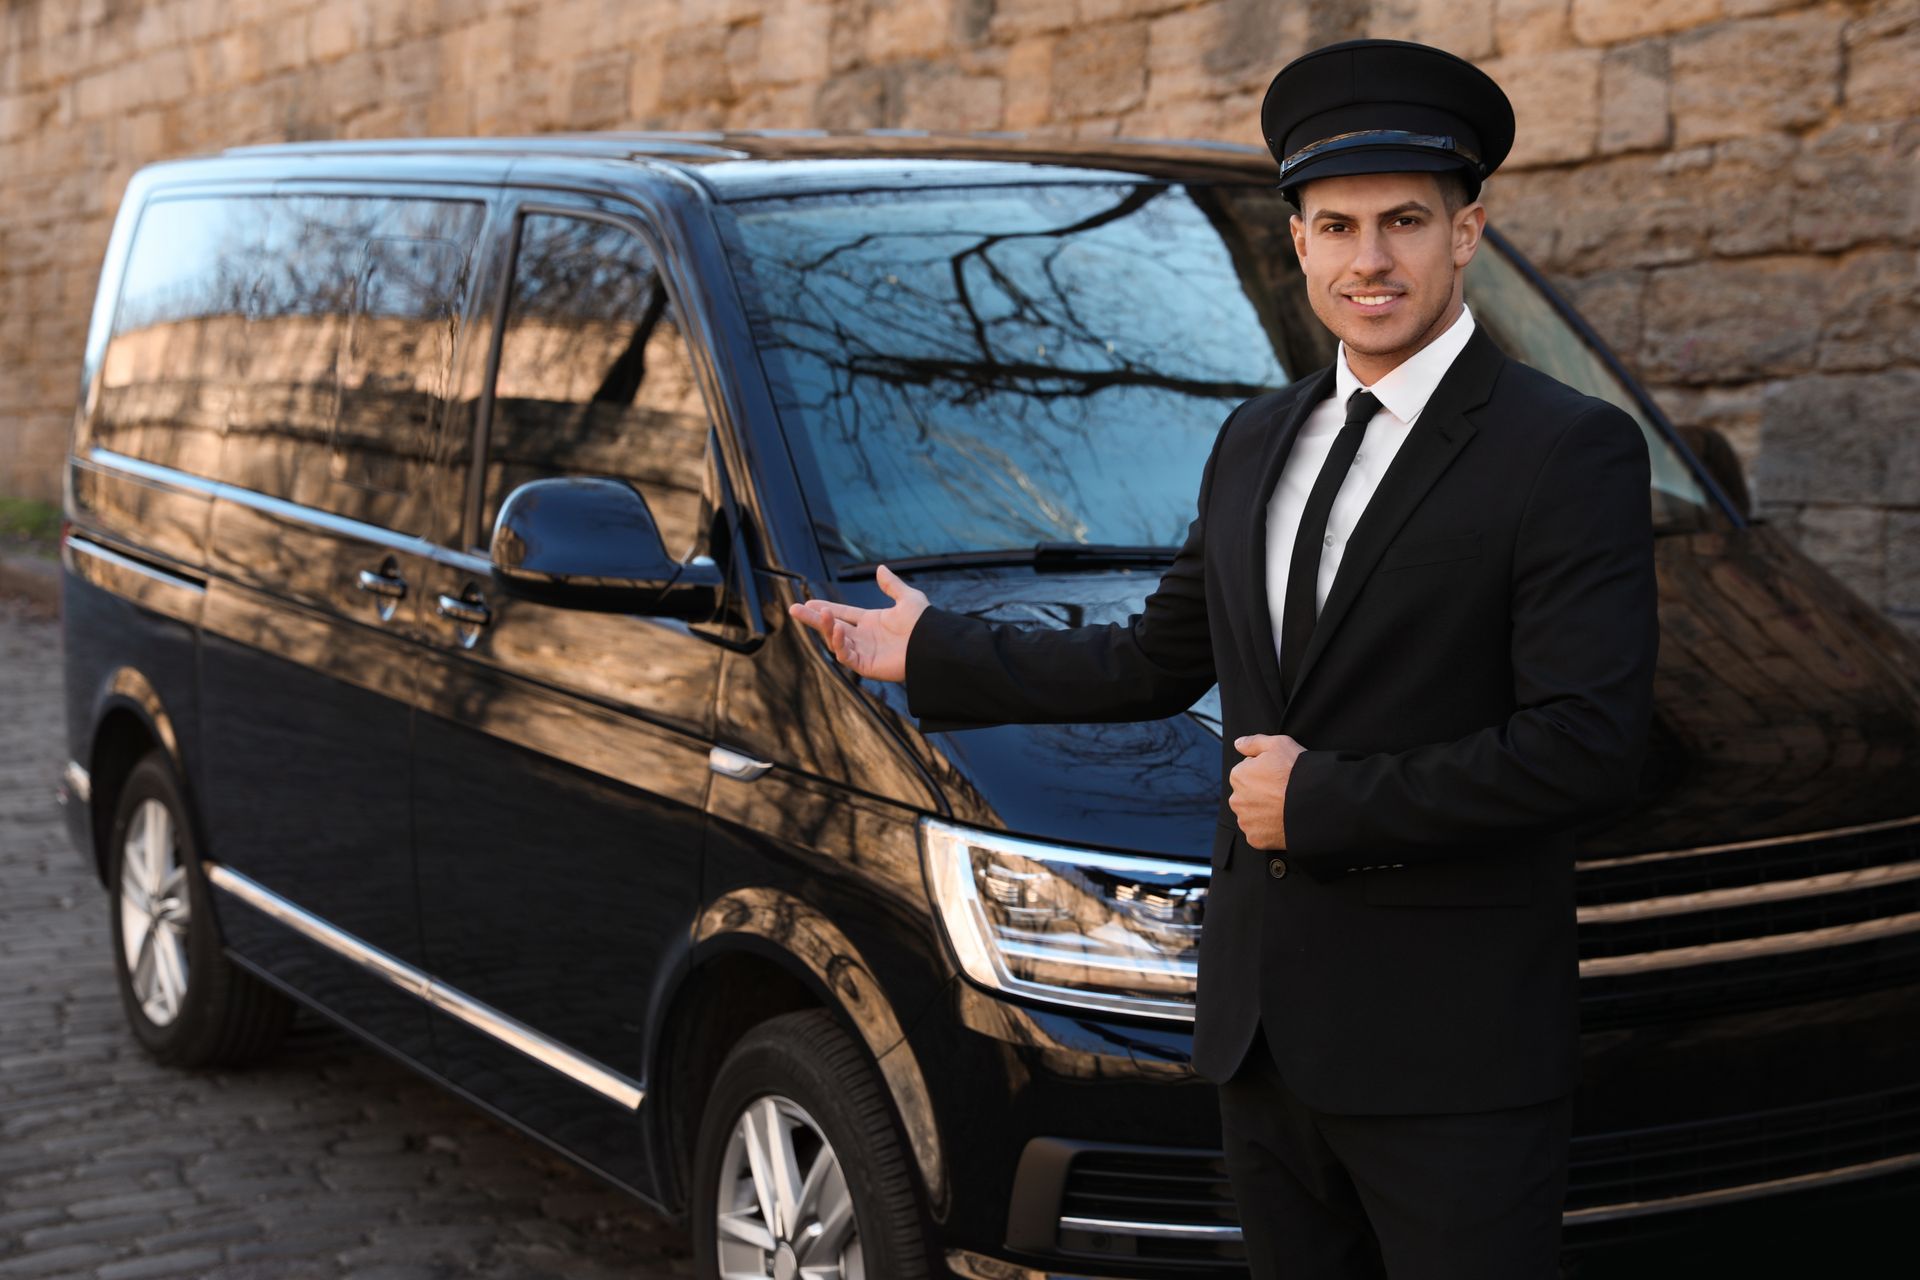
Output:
top-left (903, 324), bottom-right (1659, 1114)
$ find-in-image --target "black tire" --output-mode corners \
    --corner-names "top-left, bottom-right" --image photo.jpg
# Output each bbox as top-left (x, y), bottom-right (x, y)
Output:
top-left (691, 1008), bottom-right (931, 1280)
top-left (105, 750), bottom-right (294, 1067)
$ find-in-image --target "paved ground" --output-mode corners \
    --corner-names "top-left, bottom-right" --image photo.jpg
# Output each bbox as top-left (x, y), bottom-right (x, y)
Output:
top-left (6, 590), bottom-right (1918, 1280)
top-left (0, 597), bottom-right (695, 1279)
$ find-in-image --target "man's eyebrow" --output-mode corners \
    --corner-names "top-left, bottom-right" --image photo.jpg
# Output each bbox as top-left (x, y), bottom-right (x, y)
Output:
top-left (1310, 201), bottom-right (1435, 223)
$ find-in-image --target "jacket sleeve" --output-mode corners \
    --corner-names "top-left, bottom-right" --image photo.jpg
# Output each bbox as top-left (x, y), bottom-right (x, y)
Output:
top-left (1283, 401), bottom-right (1659, 865)
top-left (901, 404), bottom-right (1243, 733)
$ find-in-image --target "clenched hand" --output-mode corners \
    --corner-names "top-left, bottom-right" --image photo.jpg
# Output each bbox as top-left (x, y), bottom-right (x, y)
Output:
top-left (1229, 733), bottom-right (1307, 850)
top-left (787, 564), bottom-right (928, 683)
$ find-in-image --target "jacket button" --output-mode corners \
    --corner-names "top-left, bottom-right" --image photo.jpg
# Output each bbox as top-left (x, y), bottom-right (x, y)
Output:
top-left (1268, 856), bottom-right (1288, 880)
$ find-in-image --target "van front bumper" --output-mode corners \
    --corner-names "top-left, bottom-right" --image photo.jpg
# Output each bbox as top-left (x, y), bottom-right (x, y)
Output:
top-left (904, 973), bottom-right (1920, 1277)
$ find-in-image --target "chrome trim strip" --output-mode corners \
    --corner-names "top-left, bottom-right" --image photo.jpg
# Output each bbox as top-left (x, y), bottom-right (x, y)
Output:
top-left (1578, 860), bottom-right (1920, 924)
top-left (62, 761), bottom-right (92, 806)
top-left (1058, 1216), bottom-right (1243, 1243)
top-left (1564, 1150), bottom-right (1920, 1225)
top-left (64, 534), bottom-right (206, 592)
top-left (1578, 814), bottom-right (1920, 871)
top-left (85, 449), bottom-right (491, 575)
top-left (1579, 910), bottom-right (1920, 978)
top-left (204, 862), bottom-right (645, 1110)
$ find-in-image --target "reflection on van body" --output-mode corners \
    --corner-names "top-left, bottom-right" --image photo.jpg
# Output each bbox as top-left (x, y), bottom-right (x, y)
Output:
top-left (59, 136), bottom-right (1920, 1279)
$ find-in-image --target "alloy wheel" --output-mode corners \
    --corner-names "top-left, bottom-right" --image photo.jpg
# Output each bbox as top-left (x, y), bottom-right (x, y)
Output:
top-left (715, 1093), bottom-right (865, 1280)
top-left (118, 797), bottom-right (191, 1026)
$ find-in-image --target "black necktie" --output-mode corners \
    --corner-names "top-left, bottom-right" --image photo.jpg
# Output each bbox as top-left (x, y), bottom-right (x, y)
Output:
top-left (1279, 389), bottom-right (1380, 696)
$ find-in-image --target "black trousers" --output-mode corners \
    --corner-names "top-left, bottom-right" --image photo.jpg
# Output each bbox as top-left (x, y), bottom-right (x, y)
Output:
top-left (1218, 1020), bottom-right (1571, 1280)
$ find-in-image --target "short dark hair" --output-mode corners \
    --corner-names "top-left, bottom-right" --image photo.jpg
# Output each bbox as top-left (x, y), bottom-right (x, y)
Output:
top-left (1433, 167), bottom-right (1475, 215)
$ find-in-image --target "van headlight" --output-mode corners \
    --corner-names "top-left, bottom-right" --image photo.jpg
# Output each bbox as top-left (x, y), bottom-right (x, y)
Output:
top-left (919, 817), bottom-right (1208, 1022)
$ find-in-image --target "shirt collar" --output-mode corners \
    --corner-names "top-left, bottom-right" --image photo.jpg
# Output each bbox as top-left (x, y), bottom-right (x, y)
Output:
top-left (1333, 302), bottom-right (1476, 426)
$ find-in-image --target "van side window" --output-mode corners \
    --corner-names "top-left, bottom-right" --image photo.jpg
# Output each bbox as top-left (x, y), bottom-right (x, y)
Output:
top-left (480, 212), bottom-right (710, 561)
top-left (94, 197), bottom-right (265, 478)
top-left (218, 196), bottom-right (485, 535)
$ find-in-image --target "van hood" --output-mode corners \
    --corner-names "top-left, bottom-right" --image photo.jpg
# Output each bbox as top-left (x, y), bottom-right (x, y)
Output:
top-left (903, 525), bottom-right (1920, 861)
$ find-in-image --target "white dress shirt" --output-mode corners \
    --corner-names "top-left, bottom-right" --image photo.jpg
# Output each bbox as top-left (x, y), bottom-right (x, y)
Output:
top-left (1265, 303), bottom-right (1478, 667)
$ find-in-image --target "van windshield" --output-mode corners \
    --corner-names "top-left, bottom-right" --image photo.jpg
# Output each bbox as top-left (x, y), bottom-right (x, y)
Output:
top-left (719, 181), bottom-right (1713, 569)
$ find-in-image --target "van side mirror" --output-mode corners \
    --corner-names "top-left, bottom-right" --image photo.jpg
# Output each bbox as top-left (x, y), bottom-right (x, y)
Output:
top-left (489, 477), bottom-right (723, 619)
top-left (1674, 425), bottom-right (1753, 520)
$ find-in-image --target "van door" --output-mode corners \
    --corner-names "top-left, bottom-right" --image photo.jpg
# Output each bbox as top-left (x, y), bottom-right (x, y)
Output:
top-left (196, 191), bottom-right (490, 1060)
top-left (409, 198), bottom-right (722, 1187)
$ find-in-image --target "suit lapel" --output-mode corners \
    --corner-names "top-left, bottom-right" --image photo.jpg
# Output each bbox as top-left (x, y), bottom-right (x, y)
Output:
top-left (1244, 363), bottom-right (1335, 720)
top-left (1283, 325), bottom-right (1506, 706)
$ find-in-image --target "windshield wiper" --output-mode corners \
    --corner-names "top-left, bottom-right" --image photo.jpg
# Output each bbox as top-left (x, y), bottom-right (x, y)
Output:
top-left (842, 542), bottom-right (1180, 577)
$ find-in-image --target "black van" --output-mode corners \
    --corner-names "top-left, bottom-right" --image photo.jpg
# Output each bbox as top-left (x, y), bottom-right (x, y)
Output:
top-left (58, 132), bottom-right (1920, 1278)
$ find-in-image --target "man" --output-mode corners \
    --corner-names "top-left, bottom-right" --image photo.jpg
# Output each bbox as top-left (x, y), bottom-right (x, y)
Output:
top-left (789, 37), bottom-right (1658, 1280)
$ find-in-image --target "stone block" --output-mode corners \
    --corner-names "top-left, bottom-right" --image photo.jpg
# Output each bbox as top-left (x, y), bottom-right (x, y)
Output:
top-left (867, 0), bottom-right (949, 62)
top-left (814, 65), bottom-right (892, 129)
top-left (988, 0), bottom-right (1079, 41)
top-left (1412, 0), bottom-right (1497, 60)
top-left (725, 18), bottom-right (763, 93)
top-left (1754, 369), bottom-right (1920, 505)
top-left (1003, 35), bottom-right (1054, 129)
top-left (758, 0), bottom-right (833, 85)
top-left (1790, 122), bottom-right (1920, 253)
top-left (1671, 12), bottom-right (1843, 147)
top-left (1552, 267), bottom-right (1647, 355)
top-left (1640, 256), bottom-right (1826, 384)
top-left (1485, 46), bottom-right (1600, 167)
top-left (1844, 0), bottom-right (1920, 121)
top-left (568, 52), bottom-right (630, 129)
top-left (731, 79), bottom-right (816, 129)
top-left (1816, 248), bottom-right (1919, 372)
top-left (1702, 134), bottom-right (1797, 258)
top-left (1598, 39), bottom-right (1668, 155)
top-left (658, 22), bottom-right (733, 107)
top-left (308, 1), bottom-right (365, 62)
top-left (1571, 0), bottom-right (1719, 43)
top-left (897, 63), bottom-right (1003, 130)
top-left (1495, 0), bottom-right (1573, 54)
top-left (1051, 18), bottom-right (1148, 120)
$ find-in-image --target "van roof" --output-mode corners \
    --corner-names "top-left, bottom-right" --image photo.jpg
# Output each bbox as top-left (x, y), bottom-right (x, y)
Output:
top-left (214, 128), bottom-right (1280, 201)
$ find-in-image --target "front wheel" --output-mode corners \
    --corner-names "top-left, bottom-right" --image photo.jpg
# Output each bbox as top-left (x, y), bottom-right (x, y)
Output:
top-left (691, 1009), bottom-right (930, 1280)
top-left (106, 750), bottom-right (293, 1066)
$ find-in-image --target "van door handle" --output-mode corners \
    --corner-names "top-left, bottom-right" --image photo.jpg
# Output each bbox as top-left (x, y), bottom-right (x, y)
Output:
top-left (709, 745), bottom-right (772, 781)
top-left (356, 568), bottom-right (407, 599)
top-left (436, 593), bottom-right (492, 627)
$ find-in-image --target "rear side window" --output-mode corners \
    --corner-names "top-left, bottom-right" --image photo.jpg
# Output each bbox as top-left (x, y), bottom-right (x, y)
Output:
top-left (94, 192), bottom-right (484, 536)
top-left (94, 197), bottom-right (264, 477)
top-left (478, 212), bottom-right (711, 560)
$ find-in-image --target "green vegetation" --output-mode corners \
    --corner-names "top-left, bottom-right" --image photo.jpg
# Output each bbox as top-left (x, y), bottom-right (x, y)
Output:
top-left (0, 495), bottom-right (61, 557)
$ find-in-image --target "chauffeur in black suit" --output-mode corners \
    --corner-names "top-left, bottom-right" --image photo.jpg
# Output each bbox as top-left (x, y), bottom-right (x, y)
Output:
top-left (791, 38), bottom-right (1659, 1280)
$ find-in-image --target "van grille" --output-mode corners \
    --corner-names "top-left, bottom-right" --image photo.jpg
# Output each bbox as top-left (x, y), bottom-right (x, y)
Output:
top-left (1575, 816), bottom-right (1920, 1029)
top-left (1565, 1083), bottom-right (1920, 1220)
top-left (1044, 1090), bottom-right (1920, 1264)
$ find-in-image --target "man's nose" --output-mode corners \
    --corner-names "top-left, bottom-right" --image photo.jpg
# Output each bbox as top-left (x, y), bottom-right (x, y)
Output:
top-left (1351, 225), bottom-right (1393, 277)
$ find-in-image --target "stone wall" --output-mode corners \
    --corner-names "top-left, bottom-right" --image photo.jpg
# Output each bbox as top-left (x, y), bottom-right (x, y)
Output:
top-left (2, 0), bottom-right (1915, 632)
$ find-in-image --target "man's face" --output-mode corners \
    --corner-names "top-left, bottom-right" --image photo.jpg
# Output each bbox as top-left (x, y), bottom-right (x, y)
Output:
top-left (1287, 171), bottom-right (1487, 367)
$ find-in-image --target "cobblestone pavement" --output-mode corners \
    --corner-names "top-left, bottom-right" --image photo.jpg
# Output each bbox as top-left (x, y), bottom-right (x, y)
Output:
top-left (7, 592), bottom-right (1919, 1280)
top-left (0, 599), bottom-right (695, 1279)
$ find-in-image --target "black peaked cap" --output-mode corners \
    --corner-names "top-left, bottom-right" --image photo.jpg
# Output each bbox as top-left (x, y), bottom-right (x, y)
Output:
top-left (1261, 39), bottom-right (1515, 206)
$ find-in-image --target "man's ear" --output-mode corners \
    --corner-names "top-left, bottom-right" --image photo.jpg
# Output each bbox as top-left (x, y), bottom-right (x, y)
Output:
top-left (1289, 210), bottom-right (1308, 263)
top-left (1451, 201), bottom-right (1487, 269)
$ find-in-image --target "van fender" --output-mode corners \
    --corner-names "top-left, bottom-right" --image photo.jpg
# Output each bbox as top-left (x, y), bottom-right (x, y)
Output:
top-left (684, 887), bottom-right (948, 1212)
